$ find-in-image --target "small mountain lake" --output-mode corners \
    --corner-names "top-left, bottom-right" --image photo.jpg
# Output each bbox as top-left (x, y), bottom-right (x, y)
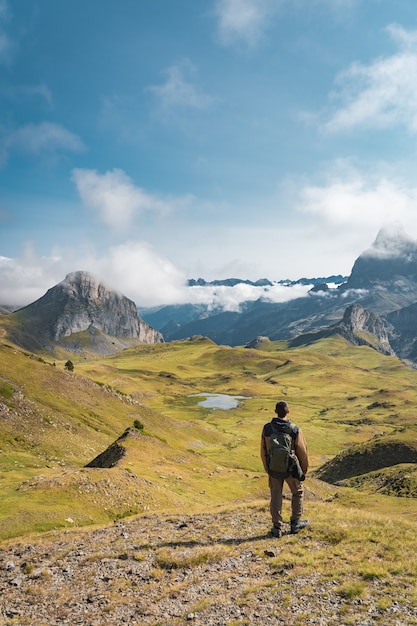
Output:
top-left (190, 393), bottom-right (249, 410)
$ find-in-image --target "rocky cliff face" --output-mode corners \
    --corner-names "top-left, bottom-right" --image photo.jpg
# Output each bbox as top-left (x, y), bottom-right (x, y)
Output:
top-left (338, 304), bottom-right (394, 355)
top-left (11, 271), bottom-right (163, 351)
top-left (290, 303), bottom-right (395, 357)
top-left (385, 302), bottom-right (417, 362)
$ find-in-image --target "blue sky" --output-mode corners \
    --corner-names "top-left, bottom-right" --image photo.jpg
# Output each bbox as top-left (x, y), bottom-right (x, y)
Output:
top-left (2, 0), bottom-right (417, 307)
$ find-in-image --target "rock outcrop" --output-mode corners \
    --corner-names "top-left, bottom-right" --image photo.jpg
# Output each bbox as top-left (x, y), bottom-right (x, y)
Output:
top-left (338, 304), bottom-right (394, 355)
top-left (85, 427), bottom-right (138, 468)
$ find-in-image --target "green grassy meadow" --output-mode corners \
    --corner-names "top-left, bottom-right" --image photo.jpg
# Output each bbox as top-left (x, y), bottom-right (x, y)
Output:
top-left (1, 334), bottom-right (417, 541)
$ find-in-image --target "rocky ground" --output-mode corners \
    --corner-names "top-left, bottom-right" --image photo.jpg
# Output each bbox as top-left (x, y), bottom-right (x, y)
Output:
top-left (1, 504), bottom-right (416, 626)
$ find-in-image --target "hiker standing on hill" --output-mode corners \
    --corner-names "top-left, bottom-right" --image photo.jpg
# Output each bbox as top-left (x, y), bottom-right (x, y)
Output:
top-left (260, 400), bottom-right (309, 538)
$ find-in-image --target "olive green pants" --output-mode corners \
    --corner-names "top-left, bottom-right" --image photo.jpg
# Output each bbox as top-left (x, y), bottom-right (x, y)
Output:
top-left (269, 475), bottom-right (304, 528)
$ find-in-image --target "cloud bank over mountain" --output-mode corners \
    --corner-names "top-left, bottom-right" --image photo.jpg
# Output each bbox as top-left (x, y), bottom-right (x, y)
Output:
top-left (0, 244), bottom-right (314, 310)
top-left (0, 222), bottom-right (413, 310)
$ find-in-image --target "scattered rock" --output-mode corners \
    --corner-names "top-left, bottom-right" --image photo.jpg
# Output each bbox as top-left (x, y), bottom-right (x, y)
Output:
top-left (264, 548), bottom-right (277, 557)
top-left (0, 507), bottom-right (415, 625)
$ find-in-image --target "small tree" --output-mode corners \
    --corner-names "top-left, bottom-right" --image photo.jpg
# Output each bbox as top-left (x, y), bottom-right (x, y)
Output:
top-left (64, 360), bottom-right (74, 372)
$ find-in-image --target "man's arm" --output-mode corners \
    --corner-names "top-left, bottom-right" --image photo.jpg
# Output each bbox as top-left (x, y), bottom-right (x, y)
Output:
top-left (294, 428), bottom-right (309, 475)
top-left (260, 430), bottom-right (269, 473)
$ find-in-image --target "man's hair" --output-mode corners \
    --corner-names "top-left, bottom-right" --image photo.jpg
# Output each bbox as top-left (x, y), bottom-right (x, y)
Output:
top-left (275, 401), bottom-right (289, 418)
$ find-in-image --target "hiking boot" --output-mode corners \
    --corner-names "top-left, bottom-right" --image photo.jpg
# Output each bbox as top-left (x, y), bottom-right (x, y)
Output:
top-left (271, 524), bottom-right (282, 538)
top-left (290, 519), bottom-right (309, 534)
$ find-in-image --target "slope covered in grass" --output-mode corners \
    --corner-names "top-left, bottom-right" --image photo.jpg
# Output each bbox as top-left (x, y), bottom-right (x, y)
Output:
top-left (315, 431), bottom-right (417, 483)
top-left (340, 463), bottom-right (417, 497)
top-left (1, 334), bottom-right (417, 539)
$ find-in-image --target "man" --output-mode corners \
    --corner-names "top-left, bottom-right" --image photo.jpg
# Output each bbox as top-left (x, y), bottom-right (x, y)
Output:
top-left (260, 400), bottom-right (309, 538)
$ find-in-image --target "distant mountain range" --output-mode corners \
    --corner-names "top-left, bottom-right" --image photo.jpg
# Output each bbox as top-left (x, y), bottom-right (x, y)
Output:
top-left (3, 225), bottom-right (417, 365)
top-left (139, 226), bottom-right (417, 366)
top-left (187, 275), bottom-right (346, 288)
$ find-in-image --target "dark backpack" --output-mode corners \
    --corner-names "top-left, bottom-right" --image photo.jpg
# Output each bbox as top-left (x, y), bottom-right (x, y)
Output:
top-left (268, 421), bottom-right (298, 477)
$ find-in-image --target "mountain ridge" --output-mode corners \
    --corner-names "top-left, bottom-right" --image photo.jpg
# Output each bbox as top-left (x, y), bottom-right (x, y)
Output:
top-left (140, 226), bottom-right (417, 365)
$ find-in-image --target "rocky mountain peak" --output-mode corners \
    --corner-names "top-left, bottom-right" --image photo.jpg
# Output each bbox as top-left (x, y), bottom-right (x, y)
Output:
top-left (61, 271), bottom-right (110, 300)
top-left (371, 223), bottom-right (415, 256)
top-left (58, 271), bottom-right (130, 312)
top-left (11, 271), bottom-right (163, 353)
top-left (346, 224), bottom-right (417, 288)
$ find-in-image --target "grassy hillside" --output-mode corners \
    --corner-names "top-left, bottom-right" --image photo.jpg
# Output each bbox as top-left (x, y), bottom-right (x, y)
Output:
top-left (1, 334), bottom-right (417, 540)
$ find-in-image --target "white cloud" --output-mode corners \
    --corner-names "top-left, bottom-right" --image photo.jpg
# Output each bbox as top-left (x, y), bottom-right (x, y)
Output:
top-left (148, 59), bottom-right (215, 110)
top-left (186, 282), bottom-right (312, 312)
top-left (284, 163), bottom-right (417, 276)
top-left (72, 168), bottom-right (182, 230)
top-left (0, 241), bottom-right (188, 308)
top-left (1, 122), bottom-right (84, 166)
top-left (6, 166), bottom-right (417, 312)
top-left (298, 166), bottom-right (417, 228)
top-left (0, 245), bottom-right (65, 306)
top-left (388, 22), bottom-right (417, 49)
top-left (94, 241), bottom-right (188, 307)
top-left (361, 221), bottom-right (417, 260)
top-left (213, 0), bottom-right (355, 48)
top-left (325, 24), bottom-right (417, 133)
top-left (10, 122), bottom-right (84, 153)
top-left (214, 0), bottom-right (279, 47)
top-left (0, 241), bottom-right (313, 310)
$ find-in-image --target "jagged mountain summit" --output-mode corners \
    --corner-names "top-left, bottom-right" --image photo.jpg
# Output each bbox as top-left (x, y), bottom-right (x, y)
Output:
top-left (7, 271), bottom-right (163, 354)
top-left (347, 224), bottom-right (417, 288)
top-left (338, 224), bottom-right (417, 316)
top-left (290, 303), bottom-right (395, 357)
